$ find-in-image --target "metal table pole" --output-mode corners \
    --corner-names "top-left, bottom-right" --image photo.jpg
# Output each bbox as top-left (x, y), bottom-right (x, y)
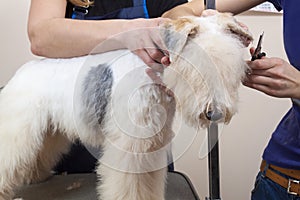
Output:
top-left (206, 122), bottom-right (221, 200)
top-left (205, 0), bottom-right (216, 10)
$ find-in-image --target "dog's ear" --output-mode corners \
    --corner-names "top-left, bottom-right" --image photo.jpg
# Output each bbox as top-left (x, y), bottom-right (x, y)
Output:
top-left (161, 18), bottom-right (200, 62)
top-left (217, 13), bottom-right (253, 46)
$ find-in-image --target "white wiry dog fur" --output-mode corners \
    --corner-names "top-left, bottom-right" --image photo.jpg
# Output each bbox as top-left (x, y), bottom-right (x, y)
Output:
top-left (0, 13), bottom-right (252, 200)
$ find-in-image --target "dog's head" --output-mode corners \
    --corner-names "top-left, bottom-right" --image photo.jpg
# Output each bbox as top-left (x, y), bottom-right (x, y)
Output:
top-left (161, 12), bottom-right (253, 62)
top-left (161, 13), bottom-right (253, 127)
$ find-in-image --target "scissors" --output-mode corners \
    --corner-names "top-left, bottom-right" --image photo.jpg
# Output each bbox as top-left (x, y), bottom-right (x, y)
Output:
top-left (251, 32), bottom-right (266, 61)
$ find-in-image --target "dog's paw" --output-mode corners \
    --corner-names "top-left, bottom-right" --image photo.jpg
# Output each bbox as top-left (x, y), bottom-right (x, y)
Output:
top-left (26, 171), bottom-right (53, 184)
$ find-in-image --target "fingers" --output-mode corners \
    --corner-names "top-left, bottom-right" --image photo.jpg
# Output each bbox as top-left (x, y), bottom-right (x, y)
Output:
top-left (244, 57), bottom-right (275, 93)
top-left (246, 58), bottom-right (279, 80)
top-left (247, 57), bottom-right (280, 71)
top-left (146, 47), bottom-right (167, 64)
top-left (127, 18), bottom-right (170, 67)
top-left (133, 48), bottom-right (167, 72)
top-left (249, 47), bottom-right (255, 55)
top-left (244, 57), bottom-right (295, 98)
top-left (243, 75), bottom-right (287, 98)
top-left (201, 9), bottom-right (219, 17)
top-left (152, 17), bottom-right (171, 27)
top-left (243, 80), bottom-right (276, 96)
top-left (123, 18), bottom-right (171, 81)
top-left (146, 21), bottom-right (169, 64)
top-left (244, 73), bottom-right (273, 86)
top-left (161, 56), bottom-right (170, 66)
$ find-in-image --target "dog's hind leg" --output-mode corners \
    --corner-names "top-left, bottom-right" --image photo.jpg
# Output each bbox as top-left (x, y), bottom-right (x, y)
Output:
top-left (0, 120), bottom-right (71, 199)
top-left (0, 119), bottom-right (45, 199)
top-left (0, 95), bottom-right (64, 199)
top-left (27, 131), bottom-right (71, 184)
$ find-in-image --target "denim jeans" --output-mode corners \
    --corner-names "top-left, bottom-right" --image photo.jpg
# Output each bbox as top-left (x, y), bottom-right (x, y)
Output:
top-left (251, 171), bottom-right (300, 200)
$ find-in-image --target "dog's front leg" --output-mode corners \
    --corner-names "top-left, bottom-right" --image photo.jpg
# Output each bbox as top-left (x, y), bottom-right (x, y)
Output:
top-left (97, 156), bottom-right (167, 200)
top-left (96, 126), bottom-right (171, 200)
top-left (97, 92), bottom-right (176, 199)
top-left (95, 82), bottom-right (175, 200)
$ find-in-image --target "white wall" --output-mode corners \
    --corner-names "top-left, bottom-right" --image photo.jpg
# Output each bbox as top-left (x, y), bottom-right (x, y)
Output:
top-left (0, 1), bottom-right (36, 86)
top-left (0, 1), bottom-right (291, 200)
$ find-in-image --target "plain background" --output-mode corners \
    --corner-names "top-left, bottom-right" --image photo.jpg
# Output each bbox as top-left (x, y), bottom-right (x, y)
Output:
top-left (0, 1), bottom-right (290, 199)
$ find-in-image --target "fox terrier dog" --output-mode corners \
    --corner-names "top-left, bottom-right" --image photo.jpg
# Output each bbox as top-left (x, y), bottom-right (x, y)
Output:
top-left (0, 12), bottom-right (252, 200)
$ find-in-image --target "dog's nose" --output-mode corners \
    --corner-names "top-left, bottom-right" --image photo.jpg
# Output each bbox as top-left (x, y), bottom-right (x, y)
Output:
top-left (205, 109), bottom-right (223, 121)
top-left (205, 103), bottom-right (224, 122)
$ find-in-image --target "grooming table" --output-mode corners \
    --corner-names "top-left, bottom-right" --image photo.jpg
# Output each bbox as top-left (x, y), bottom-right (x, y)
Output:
top-left (15, 171), bottom-right (200, 200)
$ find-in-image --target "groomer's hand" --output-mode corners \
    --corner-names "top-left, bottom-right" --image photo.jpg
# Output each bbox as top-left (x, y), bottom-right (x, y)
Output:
top-left (243, 48), bottom-right (300, 99)
top-left (115, 18), bottom-right (171, 86)
top-left (121, 18), bottom-right (170, 70)
top-left (201, 9), bottom-right (219, 16)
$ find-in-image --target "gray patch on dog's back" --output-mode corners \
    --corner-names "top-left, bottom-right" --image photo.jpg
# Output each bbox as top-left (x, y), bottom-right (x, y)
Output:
top-left (82, 64), bottom-right (113, 126)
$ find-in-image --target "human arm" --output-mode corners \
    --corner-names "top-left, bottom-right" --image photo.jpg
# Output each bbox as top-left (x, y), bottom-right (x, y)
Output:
top-left (243, 49), bottom-right (300, 99)
top-left (162, 0), bottom-right (266, 19)
top-left (28, 0), bottom-right (169, 66)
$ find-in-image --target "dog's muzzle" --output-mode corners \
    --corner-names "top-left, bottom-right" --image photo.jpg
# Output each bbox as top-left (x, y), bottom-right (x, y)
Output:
top-left (204, 103), bottom-right (224, 122)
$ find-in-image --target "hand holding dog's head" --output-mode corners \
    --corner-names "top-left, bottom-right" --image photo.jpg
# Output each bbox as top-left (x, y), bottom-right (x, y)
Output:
top-left (161, 13), bottom-right (253, 127)
top-left (161, 18), bottom-right (200, 62)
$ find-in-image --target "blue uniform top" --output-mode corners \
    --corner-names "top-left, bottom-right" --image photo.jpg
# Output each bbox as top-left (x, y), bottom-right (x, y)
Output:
top-left (66, 0), bottom-right (187, 20)
top-left (262, 0), bottom-right (300, 169)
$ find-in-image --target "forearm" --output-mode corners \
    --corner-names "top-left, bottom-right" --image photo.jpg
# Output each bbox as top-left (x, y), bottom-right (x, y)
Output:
top-left (162, 0), bottom-right (266, 19)
top-left (216, 0), bottom-right (266, 14)
top-left (27, 0), bottom-right (171, 67)
top-left (28, 18), bottom-right (129, 58)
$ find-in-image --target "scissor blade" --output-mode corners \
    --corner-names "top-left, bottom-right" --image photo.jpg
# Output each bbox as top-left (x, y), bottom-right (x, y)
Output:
top-left (256, 32), bottom-right (264, 51)
top-left (251, 32), bottom-right (264, 61)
